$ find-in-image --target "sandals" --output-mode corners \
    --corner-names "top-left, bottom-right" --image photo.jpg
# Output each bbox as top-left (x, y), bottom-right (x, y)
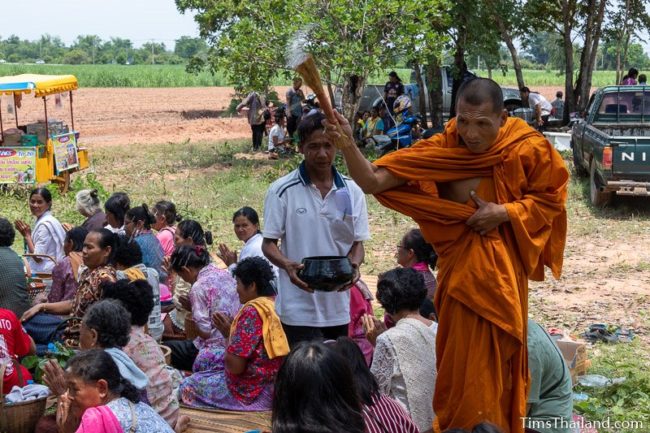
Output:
top-left (582, 323), bottom-right (634, 343)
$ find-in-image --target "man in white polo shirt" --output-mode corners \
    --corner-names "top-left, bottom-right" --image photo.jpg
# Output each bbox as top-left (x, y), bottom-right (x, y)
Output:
top-left (262, 111), bottom-right (370, 347)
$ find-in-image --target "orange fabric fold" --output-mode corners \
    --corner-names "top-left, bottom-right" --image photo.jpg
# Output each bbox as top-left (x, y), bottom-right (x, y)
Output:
top-left (374, 117), bottom-right (568, 433)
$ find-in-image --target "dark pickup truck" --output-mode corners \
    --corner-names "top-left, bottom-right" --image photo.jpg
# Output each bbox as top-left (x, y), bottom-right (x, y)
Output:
top-left (571, 85), bottom-right (650, 207)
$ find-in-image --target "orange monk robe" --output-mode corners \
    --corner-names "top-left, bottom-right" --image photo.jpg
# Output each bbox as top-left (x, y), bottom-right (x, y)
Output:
top-left (373, 117), bottom-right (568, 433)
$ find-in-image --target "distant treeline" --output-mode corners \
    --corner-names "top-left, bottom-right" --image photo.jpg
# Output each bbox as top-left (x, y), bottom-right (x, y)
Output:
top-left (0, 35), bottom-right (207, 65)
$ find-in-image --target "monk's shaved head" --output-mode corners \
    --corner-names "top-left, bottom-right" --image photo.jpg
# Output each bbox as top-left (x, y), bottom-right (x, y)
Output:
top-left (456, 78), bottom-right (504, 114)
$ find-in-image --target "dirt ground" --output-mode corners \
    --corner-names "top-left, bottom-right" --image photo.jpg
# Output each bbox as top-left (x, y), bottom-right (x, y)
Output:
top-left (0, 86), bottom-right (563, 147)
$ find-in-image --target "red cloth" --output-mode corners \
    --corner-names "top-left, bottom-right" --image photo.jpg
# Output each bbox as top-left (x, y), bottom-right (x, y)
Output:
top-left (0, 309), bottom-right (33, 393)
top-left (226, 306), bottom-right (283, 403)
top-left (348, 283), bottom-right (374, 365)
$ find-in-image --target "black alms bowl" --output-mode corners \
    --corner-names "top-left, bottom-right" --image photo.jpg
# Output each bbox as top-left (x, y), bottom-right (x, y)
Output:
top-left (298, 256), bottom-right (354, 292)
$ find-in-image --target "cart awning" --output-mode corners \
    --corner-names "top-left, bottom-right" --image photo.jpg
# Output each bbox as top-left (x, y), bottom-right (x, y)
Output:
top-left (0, 74), bottom-right (78, 97)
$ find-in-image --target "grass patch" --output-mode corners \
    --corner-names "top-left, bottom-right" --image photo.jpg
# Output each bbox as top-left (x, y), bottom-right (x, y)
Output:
top-left (574, 341), bottom-right (650, 432)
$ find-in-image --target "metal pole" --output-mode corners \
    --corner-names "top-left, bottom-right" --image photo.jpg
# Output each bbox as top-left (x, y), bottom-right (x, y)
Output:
top-left (0, 95), bottom-right (4, 143)
top-left (69, 91), bottom-right (75, 132)
top-left (43, 97), bottom-right (49, 139)
top-left (14, 93), bottom-right (19, 129)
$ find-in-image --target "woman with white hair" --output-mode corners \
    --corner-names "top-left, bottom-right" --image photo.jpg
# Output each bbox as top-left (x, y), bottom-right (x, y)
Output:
top-left (76, 189), bottom-right (106, 232)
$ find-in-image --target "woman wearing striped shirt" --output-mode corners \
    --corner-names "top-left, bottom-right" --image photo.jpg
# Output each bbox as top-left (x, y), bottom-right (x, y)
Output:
top-left (333, 337), bottom-right (420, 433)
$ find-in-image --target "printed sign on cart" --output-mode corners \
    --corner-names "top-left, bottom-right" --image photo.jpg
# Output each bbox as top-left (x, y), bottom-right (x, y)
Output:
top-left (0, 147), bottom-right (36, 184)
top-left (52, 133), bottom-right (79, 174)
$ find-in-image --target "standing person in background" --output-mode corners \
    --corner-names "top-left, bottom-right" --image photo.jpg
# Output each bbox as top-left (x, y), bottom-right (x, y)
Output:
top-left (285, 78), bottom-right (305, 143)
top-left (75, 189), bottom-right (106, 232)
top-left (14, 187), bottom-right (66, 274)
top-left (384, 71), bottom-right (405, 117)
top-left (622, 68), bottom-right (639, 85)
top-left (520, 87), bottom-right (553, 128)
top-left (237, 91), bottom-right (267, 151)
top-left (551, 91), bottom-right (564, 120)
top-left (104, 192), bottom-right (130, 235)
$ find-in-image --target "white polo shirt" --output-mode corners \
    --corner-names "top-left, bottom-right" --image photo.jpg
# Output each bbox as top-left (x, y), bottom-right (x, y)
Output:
top-left (263, 162), bottom-right (370, 327)
top-left (529, 92), bottom-right (552, 115)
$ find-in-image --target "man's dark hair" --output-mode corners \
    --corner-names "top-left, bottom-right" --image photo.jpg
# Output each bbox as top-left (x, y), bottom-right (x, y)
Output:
top-left (233, 257), bottom-right (276, 296)
top-left (519, 86), bottom-right (530, 93)
top-left (101, 279), bottom-right (154, 327)
top-left (272, 341), bottom-right (365, 433)
top-left (456, 78), bottom-right (504, 114)
top-left (82, 299), bottom-right (131, 348)
top-left (297, 111), bottom-right (326, 144)
top-left (332, 337), bottom-right (378, 406)
top-left (66, 227), bottom-right (88, 252)
top-left (113, 236), bottom-right (143, 268)
top-left (0, 218), bottom-right (15, 247)
top-left (376, 267), bottom-right (427, 315)
top-left (556, 91), bottom-right (563, 98)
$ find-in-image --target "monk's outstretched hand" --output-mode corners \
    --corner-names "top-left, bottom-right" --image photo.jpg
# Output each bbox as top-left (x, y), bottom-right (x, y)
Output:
top-left (466, 191), bottom-right (509, 236)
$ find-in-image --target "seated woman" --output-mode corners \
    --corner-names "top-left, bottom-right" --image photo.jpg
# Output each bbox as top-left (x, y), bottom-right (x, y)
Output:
top-left (272, 341), bottom-right (365, 433)
top-left (102, 279), bottom-right (185, 429)
top-left (40, 227), bottom-right (87, 305)
top-left (385, 228), bottom-right (439, 327)
top-left (113, 238), bottom-right (163, 342)
top-left (364, 268), bottom-right (437, 433)
top-left (0, 307), bottom-right (36, 393)
top-left (75, 189), bottom-right (106, 232)
top-left (163, 220), bottom-right (213, 340)
top-left (55, 349), bottom-right (173, 433)
top-left (14, 187), bottom-right (66, 274)
top-left (217, 207), bottom-right (278, 278)
top-left (163, 245), bottom-right (240, 372)
top-left (22, 229), bottom-right (118, 348)
top-left (104, 192), bottom-right (130, 235)
top-left (124, 205), bottom-right (165, 278)
top-left (396, 228), bottom-right (438, 300)
top-left (152, 200), bottom-right (181, 259)
top-left (333, 337), bottom-right (419, 433)
top-left (0, 218), bottom-right (30, 317)
top-left (79, 300), bottom-right (149, 394)
top-left (180, 257), bottom-right (288, 410)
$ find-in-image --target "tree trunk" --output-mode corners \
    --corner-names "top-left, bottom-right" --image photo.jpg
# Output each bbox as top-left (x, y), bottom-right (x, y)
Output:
top-left (487, 65), bottom-right (493, 79)
top-left (413, 61), bottom-right (428, 128)
top-left (574, 0), bottom-right (606, 112)
top-left (425, 57), bottom-right (443, 128)
top-left (562, 8), bottom-right (575, 125)
top-left (341, 73), bottom-right (366, 122)
top-left (449, 44), bottom-right (466, 119)
top-left (495, 15), bottom-right (525, 89)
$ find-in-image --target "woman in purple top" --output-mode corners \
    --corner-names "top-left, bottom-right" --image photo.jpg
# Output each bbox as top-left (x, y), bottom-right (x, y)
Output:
top-left (47, 227), bottom-right (88, 304)
top-left (163, 245), bottom-right (240, 372)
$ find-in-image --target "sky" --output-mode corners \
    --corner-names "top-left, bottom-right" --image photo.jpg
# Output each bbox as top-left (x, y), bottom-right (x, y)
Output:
top-left (0, 0), bottom-right (199, 48)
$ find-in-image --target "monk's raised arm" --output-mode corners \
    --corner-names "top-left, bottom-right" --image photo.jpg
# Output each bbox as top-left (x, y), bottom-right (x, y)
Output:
top-left (326, 111), bottom-right (406, 194)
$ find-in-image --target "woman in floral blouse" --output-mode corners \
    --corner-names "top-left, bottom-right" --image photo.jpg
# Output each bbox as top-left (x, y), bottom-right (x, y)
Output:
top-left (180, 257), bottom-right (288, 410)
top-left (21, 229), bottom-right (117, 347)
top-left (164, 245), bottom-right (240, 372)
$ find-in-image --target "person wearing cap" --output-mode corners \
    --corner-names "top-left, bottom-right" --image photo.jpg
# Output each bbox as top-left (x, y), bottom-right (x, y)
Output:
top-left (384, 71), bottom-right (404, 116)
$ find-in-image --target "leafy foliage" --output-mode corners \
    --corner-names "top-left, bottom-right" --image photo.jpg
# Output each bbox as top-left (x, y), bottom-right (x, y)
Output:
top-left (21, 342), bottom-right (76, 384)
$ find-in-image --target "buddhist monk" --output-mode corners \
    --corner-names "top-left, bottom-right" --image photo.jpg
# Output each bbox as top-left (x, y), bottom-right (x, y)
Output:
top-left (325, 78), bottom-right (569, 433)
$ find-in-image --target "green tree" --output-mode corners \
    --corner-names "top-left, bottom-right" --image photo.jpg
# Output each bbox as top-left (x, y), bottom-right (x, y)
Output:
top-left (604, 0), bottom-right (650, 82)
top-left (174, 36), bottom-right (207, 59)
top-left (72, 35), bottom-right (103, 64)
top-left (63, 48), bottom-right (91, 65)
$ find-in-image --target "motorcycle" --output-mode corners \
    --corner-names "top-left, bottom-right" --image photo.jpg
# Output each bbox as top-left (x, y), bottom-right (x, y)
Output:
top-left (372, 112), bottom-right (422, 156)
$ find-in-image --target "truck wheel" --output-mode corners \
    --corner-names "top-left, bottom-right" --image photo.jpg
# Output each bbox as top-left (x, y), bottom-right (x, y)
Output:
top-left (572, 141), bottom-right (588, 177)
top-left (589, 160), bottom-right (612, 207)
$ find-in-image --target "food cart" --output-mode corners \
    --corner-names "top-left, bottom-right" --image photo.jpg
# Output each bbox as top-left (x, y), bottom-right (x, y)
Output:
top-left (0, 74), bottom-right (89, 192)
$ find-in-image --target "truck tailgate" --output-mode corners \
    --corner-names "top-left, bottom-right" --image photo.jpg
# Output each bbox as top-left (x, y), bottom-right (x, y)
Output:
top-left (613, 137), bottom-right (650, 177)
